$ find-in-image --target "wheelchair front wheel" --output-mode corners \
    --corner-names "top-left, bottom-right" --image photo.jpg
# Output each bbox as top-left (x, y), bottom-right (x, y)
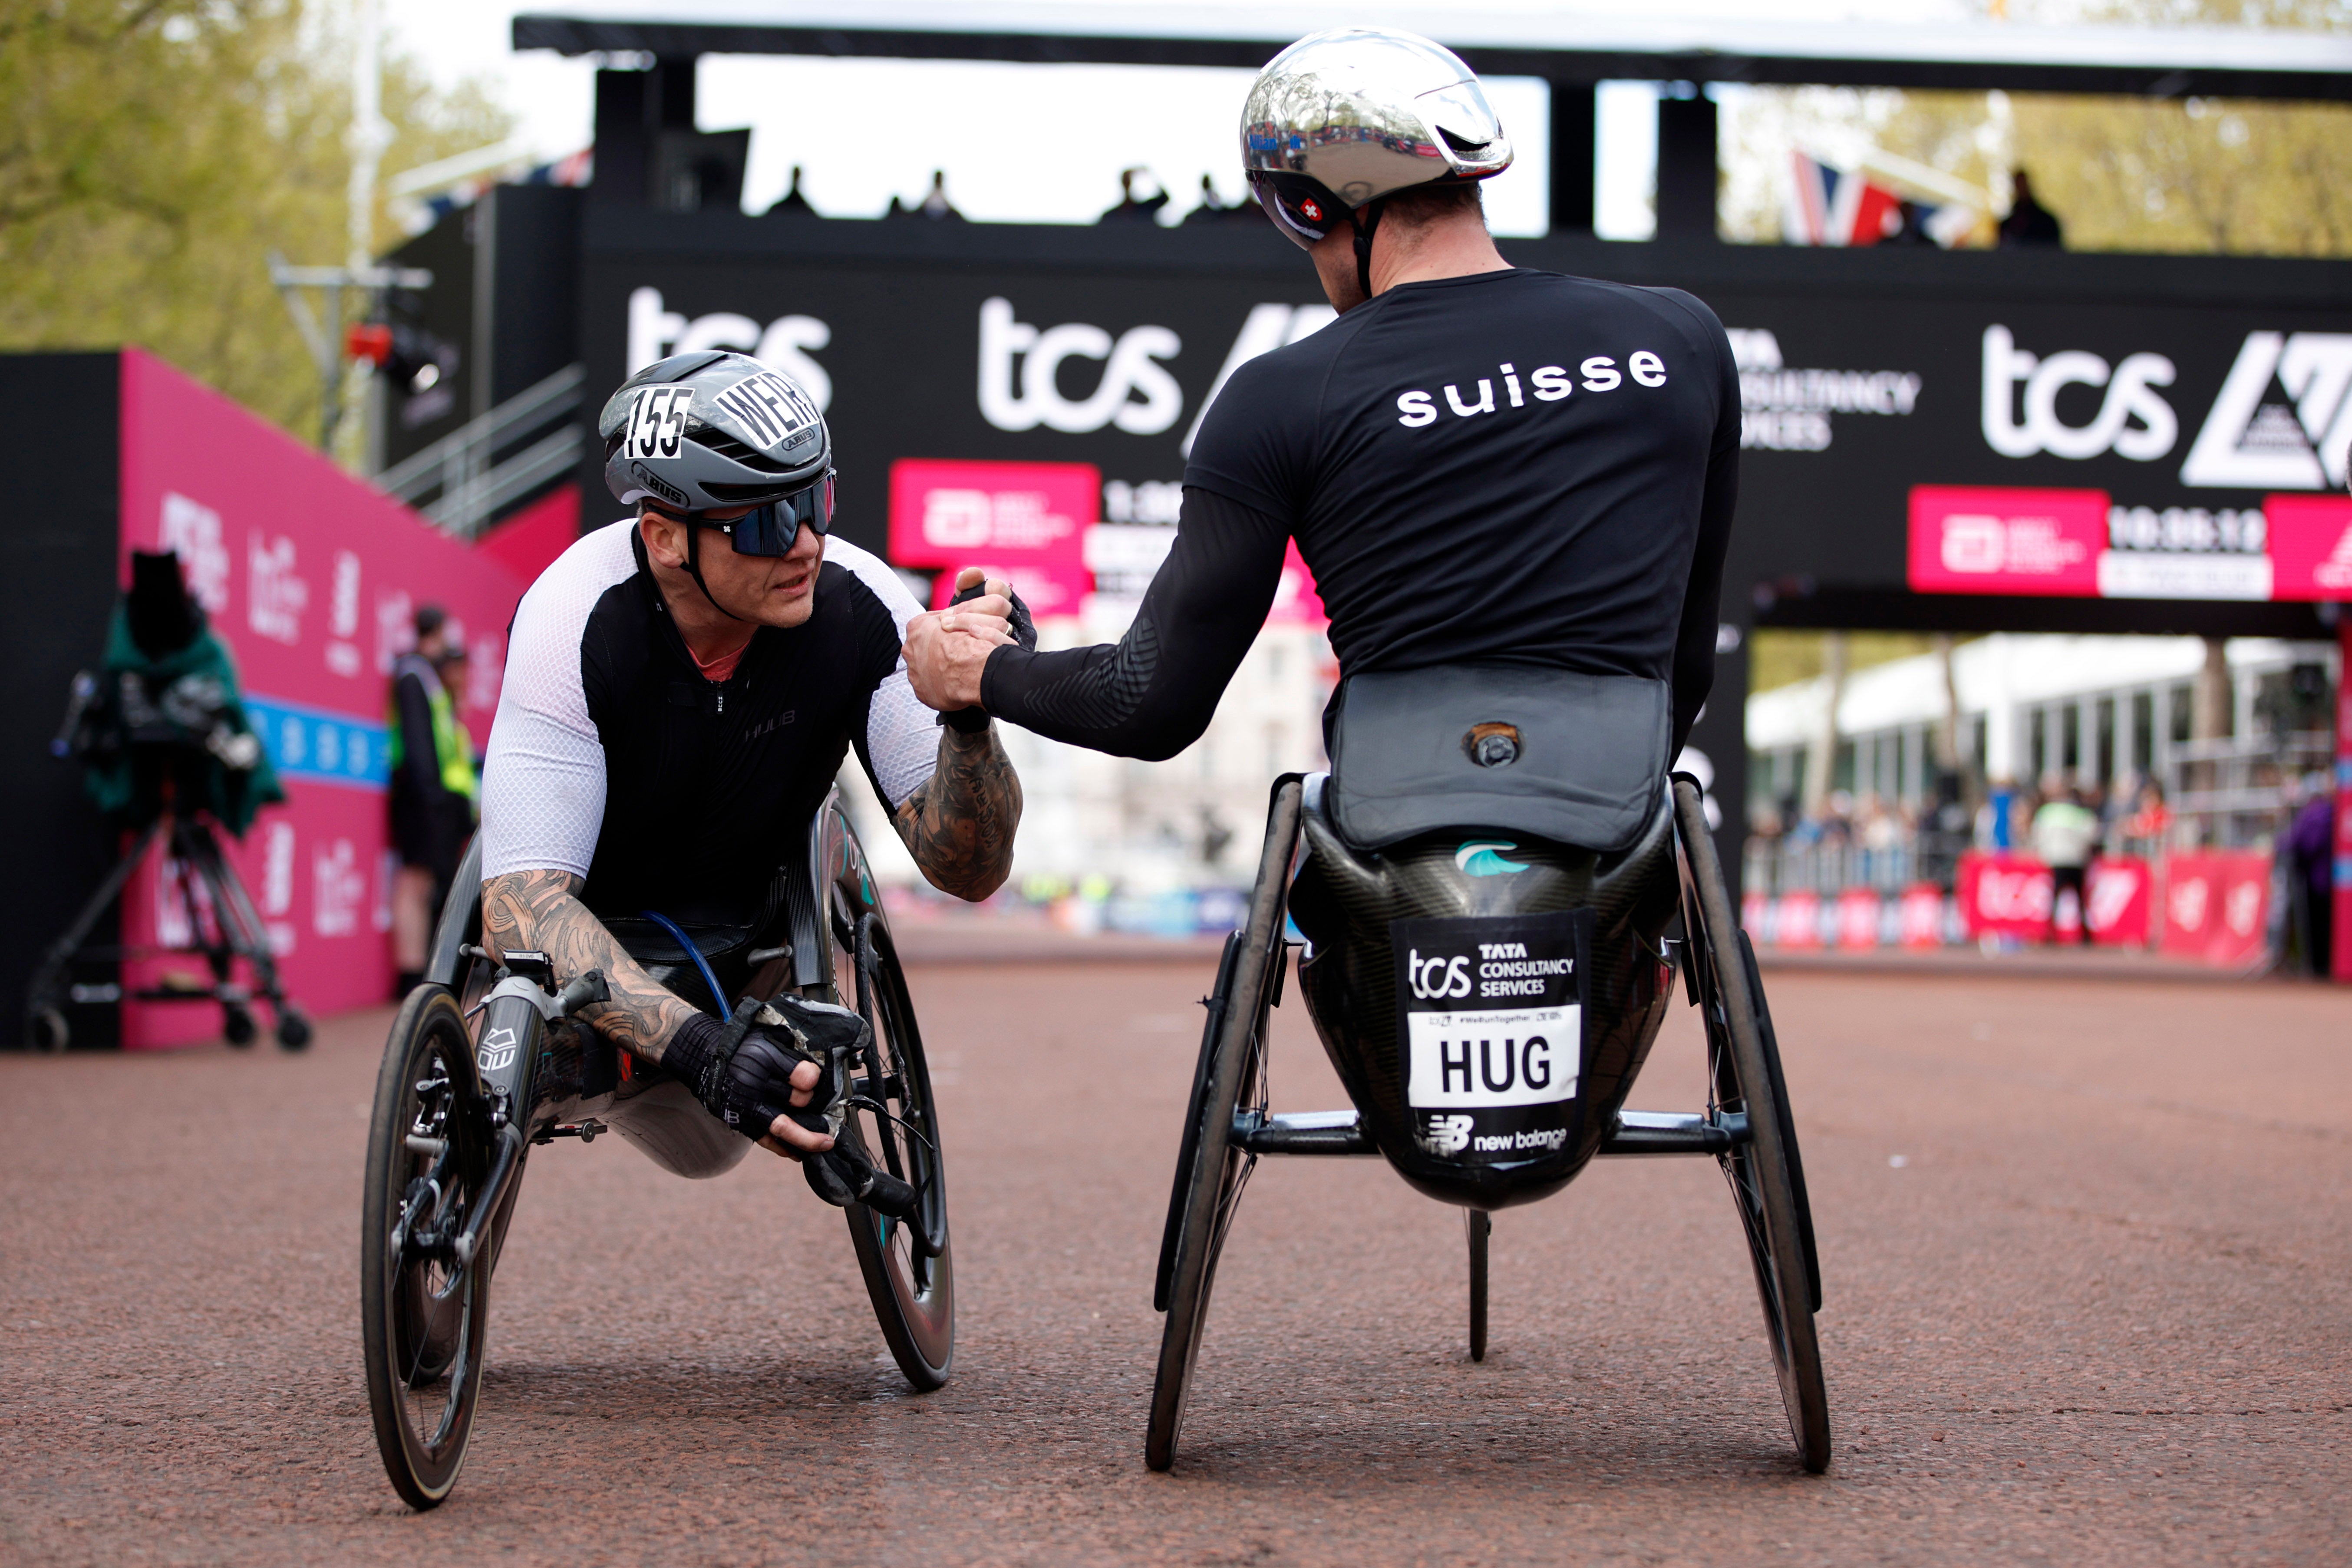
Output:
top-left (1674, 778), bottom-right (1831, 1475)
top-left (1146, 778), bottom-right (1300, 1472)
top-left (361, 986), bottom-right (496, 1509)
top-left (838, 918), bottom-right (955, 1390)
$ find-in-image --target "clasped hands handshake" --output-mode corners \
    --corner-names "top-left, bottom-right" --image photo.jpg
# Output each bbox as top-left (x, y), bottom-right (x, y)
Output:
top-left (902, 567), bottom-right (1029, 718)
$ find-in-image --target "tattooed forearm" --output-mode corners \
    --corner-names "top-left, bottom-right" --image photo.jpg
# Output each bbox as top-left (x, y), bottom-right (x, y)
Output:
top-left (480, 868), bottom-right (701, 1063)
top-left (893, 723), bottom-right (1022, 901)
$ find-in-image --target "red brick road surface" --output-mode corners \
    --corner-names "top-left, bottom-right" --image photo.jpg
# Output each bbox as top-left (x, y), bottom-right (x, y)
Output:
top-left (3, 965), bottom-right (2347, 1565)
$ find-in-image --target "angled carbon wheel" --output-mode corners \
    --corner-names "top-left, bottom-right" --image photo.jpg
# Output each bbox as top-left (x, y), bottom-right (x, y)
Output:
top-left (1674, 777), bottom-right (1831, 1474)
top-left (1146, 778), bottom-right (1301, 1472)
top-left (361, 985), bottom-right (495, 1509)
top-left (836, 916), bottom-right (955, 1390)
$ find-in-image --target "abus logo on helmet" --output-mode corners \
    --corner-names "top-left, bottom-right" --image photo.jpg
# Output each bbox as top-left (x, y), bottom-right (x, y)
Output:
top-left (1981, 325), bottom-right (2179, 462)
top-left (976, 297), bottom-right (1184, 436)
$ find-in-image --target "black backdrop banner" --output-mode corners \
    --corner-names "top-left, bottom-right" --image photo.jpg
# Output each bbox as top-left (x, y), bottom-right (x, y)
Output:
top-left (574, 217), bottom-right (2352, 887)
top-left (579, 220), bottom-right (2352, 608)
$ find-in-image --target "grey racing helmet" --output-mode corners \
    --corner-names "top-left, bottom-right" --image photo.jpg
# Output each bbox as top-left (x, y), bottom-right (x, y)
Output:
top-left (1242, 28), bottom-right (1511, 298)
top-left (597, 350), bottom-right (829, 515)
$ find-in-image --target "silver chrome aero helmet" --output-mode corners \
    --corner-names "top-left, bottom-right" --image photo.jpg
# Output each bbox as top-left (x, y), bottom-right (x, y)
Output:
top-left (1242, 27), bottom-right (1512, 298)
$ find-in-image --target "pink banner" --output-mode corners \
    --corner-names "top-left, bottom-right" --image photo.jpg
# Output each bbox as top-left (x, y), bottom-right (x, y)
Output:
top-left (2264, 494), bottom-right (2352, 601)
top-left (2158, 851), bottom-right (2271, 968)
top-left (1834, 888), bottom-right (1880, 949)
top-left (1267, 537), bottom-right (1331, 627)
top-left (115, 350), bottom-right (528, 1046)
top-left (1773, 890), bottom-right (1822, 950)
top-left (2084, 858), bottom-right (2153, 946)
top-left (2337, 617), bottom-right (2352, 983)
top-left (1909, 485), bottom-right (2106, 597)
top-left (1956, 852), bottom-right (2153, 946)
top-left (889, 458), bottom-right (1098, 618)
top-left (1897, 884), bottom-right (1943, 948)
top-left (1957, 852), bottom-right (2052, 939)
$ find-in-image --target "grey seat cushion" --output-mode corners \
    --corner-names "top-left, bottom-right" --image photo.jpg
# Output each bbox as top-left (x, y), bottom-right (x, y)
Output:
top-left (1325, 664), bottom-right (1671, 852)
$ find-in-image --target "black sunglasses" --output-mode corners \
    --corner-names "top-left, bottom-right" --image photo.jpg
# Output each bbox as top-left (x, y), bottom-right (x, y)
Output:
top-left (699, 472), bottom-right (837, 555)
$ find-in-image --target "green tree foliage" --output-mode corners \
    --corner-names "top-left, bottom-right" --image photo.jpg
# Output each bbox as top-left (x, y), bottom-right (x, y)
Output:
top-left (1722, 0), bottom-right (2352, 257)
top-left (0, 0), bottom-right (510, 441)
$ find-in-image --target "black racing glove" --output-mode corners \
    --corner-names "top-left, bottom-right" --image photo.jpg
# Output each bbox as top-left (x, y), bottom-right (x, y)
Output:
top-left (940, 578), bottom-right (1038, 734)
top-left (664, 1008), bottom-right (824, 1142)
top-left (665, 999), bottom-right (921, 1221)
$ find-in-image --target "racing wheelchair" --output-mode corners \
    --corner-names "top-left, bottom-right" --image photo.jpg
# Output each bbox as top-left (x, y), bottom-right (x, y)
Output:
top-left (358, 791), bottom-right (952, 1510)
top-left (1148, 666), bottom-right (1829, 1473)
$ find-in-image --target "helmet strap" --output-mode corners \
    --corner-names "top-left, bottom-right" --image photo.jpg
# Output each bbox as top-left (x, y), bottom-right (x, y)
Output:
top-left (683, 517), bottom-right (747, 624)
top-left (1351, 197), bottom-right (1389, 304)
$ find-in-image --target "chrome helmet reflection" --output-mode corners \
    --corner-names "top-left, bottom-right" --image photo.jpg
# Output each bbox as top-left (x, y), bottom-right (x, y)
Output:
top-left (1241, 26), bottom-right (1511, 274)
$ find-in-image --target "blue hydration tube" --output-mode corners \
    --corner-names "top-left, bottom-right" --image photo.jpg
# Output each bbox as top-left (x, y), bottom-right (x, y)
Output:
top-left (638, 908), bottom-right (728, 1014)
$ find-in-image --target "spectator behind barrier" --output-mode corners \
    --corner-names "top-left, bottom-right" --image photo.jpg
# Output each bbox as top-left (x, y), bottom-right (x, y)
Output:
top-left (388, 604), bottom-right (478, 998)
top-left (2031, 781), bottom-right (2099, 944)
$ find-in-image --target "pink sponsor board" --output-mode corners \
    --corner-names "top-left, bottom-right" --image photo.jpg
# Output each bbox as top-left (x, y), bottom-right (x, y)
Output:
top-left (115, 349), bottom-right (528, 1046)
top-left (889, 458), bottom-right (1096, 615)
top-left (2265, 493), bottom-right (2352, 601)
top-left (1956, 852), bottom-right (2152, 946)
top-left (1908, 485), bottom-right (2107, 596)
top-left (2159, 851), bottom-right (2270, 969)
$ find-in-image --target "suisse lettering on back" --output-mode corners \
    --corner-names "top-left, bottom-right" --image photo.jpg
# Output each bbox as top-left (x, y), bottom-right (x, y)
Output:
top-left (1394, 350), bottom-right (1668, 428)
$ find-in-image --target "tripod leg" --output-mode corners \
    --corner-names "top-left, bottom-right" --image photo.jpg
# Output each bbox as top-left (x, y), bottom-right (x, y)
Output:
top-left (24, 819), bottom-right (167, 1029)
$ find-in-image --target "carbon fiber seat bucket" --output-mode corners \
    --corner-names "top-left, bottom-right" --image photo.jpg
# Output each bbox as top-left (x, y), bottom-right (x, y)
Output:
top-left (1288, 774), bottom-right (1681, 1211)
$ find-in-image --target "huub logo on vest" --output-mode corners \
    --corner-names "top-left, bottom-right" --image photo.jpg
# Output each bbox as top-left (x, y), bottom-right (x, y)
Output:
top-left (976, 297), bottom-right (1183, 436)
top-left (1392, 909), bottom-right (1590, 1167)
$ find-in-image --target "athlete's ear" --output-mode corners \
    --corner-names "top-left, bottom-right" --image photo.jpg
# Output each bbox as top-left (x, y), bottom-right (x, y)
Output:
top-left (639, 508), bottom-right (689, 570)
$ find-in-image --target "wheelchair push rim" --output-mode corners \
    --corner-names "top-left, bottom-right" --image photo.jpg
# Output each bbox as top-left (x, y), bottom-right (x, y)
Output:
top-left (1146, 777), bottom-right (1300, 1472)
top-left (361, 985), bottom-right (495, 1510)
top-left (835, 910), bottom-right (956, 1390)
top-left (1673, 776), bottom-right (1832, 1475)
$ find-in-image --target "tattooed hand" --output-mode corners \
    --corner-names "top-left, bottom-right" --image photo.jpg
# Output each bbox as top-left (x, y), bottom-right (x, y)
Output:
top-left (478, 868), bottom-right (830, 1158)
top-left (893, 723), bottom-right (1021, 901)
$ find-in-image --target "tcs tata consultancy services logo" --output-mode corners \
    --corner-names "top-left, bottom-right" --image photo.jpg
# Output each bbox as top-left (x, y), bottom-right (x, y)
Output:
top-left (1983, 324), bottom-right (2352, 489)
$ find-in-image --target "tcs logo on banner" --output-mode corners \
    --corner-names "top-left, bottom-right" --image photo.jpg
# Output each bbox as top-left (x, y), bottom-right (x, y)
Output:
top-left (1983, 324), bottom-right (2352, 489)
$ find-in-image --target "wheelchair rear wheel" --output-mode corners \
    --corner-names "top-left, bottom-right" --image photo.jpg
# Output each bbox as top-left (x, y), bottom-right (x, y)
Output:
top-left (361, 985), bottom-right (497, 1509)
top-left (1146, 778), bottom-right (1300, 1471)
top-left (1674, 778), bottom-right (1831, 1474)
top-left (837, 916), bottom-right (955, 1390)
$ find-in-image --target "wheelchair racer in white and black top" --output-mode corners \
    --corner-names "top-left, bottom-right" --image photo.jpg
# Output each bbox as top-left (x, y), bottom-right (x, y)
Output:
top-left (478, 350), bottom-right (1022, 1184)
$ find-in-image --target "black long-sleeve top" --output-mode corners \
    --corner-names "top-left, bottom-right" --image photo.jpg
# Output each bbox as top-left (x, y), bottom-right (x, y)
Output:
top-left (980, 267), bottom-right (1740, 760)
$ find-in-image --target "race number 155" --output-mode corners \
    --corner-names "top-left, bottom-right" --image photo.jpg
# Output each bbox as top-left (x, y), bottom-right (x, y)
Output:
top-left (625, 386), bottom-right (694, 461)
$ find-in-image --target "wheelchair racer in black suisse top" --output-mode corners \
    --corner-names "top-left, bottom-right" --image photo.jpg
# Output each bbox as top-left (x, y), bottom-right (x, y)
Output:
top-left (476, 349), bottom-right (1024, 1206)
top-left (904, 28), bottom-right (1737, 822)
